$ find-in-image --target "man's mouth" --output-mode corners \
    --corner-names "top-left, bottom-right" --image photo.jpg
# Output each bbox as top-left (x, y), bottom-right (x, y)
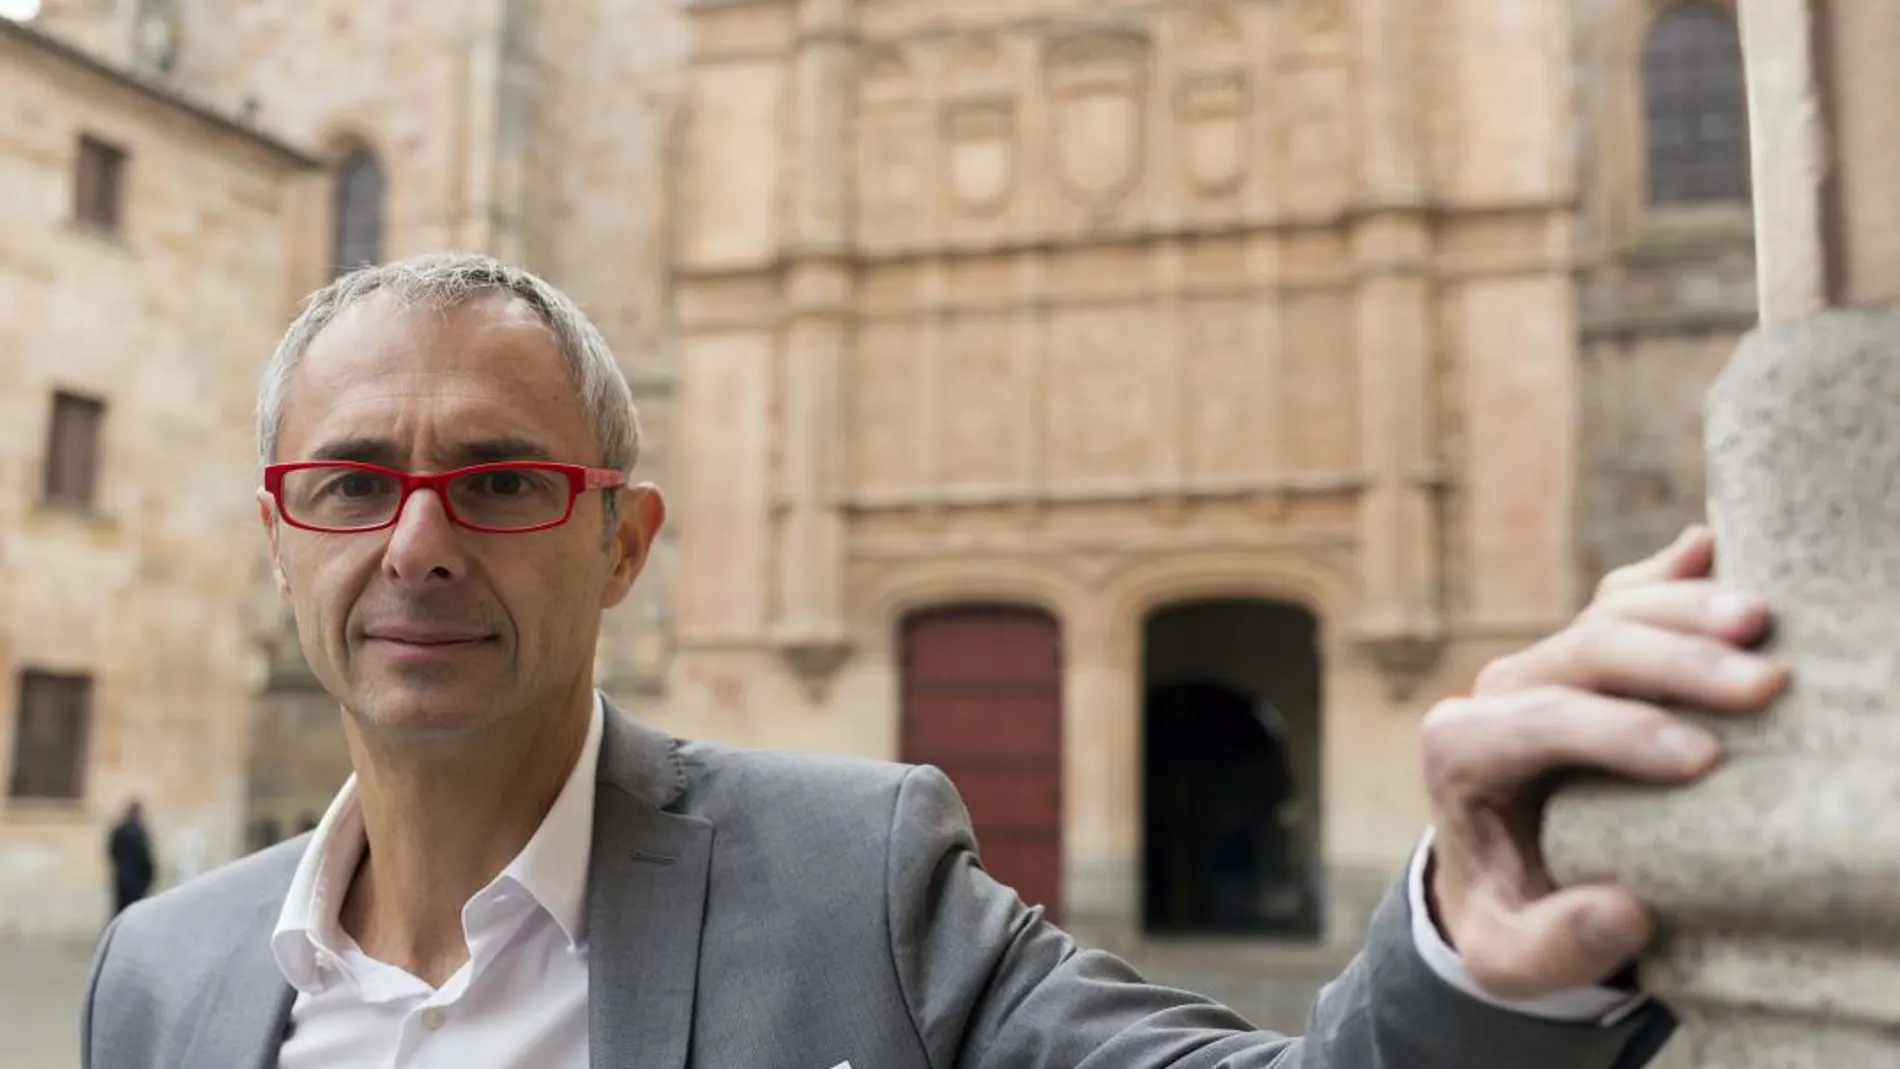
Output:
top-left (363, 627), bottom-right (496, 647)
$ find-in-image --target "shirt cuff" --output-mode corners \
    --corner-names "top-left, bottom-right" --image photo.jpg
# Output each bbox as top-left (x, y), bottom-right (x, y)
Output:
top-left (1406, 827), bottom-right (1649, 1026)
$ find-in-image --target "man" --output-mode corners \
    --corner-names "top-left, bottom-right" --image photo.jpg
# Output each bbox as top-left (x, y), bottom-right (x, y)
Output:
top-left (105, 800), bottom-right (155, 917)
top-left (80, 253), bottom-right (1785, 1067)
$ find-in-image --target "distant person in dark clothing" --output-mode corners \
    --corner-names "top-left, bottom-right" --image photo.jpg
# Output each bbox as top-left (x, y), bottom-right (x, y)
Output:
top-left (106, 800), bottom-right (156, 915)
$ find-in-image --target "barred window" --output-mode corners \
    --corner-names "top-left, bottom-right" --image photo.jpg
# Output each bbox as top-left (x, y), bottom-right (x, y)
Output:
top-left (1643, 3), bottom-right (1751, 205)
top-left (332, 148), bottom-right (386, 278)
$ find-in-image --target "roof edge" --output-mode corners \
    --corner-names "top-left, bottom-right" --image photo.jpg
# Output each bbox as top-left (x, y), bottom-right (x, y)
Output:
top-left (1, 18), bottom-right (321, 169)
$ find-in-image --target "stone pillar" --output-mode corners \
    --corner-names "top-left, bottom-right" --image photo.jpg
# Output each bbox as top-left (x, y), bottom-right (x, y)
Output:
top-left (1543, 2), bottom-right (1900, 1063)
top-left (773, 0), bottom-right (855, 698)
top-left (1348, 0), bottom-right (1445, 700)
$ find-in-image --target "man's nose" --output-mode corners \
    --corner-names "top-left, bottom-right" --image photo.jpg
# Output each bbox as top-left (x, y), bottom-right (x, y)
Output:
top-left (381, 487), bottom-right (467, 581)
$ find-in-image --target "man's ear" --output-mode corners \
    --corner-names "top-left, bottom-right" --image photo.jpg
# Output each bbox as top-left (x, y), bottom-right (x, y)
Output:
top-left (602, 484), bottom-right (666, 609)
top-left (257, 487), bottom-right (290, 598)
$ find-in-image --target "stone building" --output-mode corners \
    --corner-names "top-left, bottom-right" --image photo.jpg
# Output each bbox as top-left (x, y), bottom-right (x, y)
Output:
top-left (0, 16), bottom-right (318, 938)
top-left (0, 0), bottom-right (1758, 952)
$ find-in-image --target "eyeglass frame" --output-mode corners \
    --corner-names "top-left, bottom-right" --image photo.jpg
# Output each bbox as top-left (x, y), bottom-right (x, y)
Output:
top-left (261, 459), bottom-right (629, 535)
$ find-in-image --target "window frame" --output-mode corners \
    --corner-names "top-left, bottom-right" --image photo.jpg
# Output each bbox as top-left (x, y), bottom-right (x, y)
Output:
top-left (42, 390), bottom-right (106, 510)
top-left (6, 670), bottom-right (95, 804)
top-left (331, 146), bottom-right (387, 279)
top-left (1639, 1), bottom-right (1752, 209)
top-left (73, 133), bottom-right (129, 235)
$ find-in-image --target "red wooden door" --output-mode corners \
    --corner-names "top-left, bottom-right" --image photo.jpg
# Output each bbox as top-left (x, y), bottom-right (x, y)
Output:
top-left (901, 605), bottom-right (1063, 922)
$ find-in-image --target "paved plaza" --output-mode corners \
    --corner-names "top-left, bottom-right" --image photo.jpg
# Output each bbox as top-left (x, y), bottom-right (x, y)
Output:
top-left (1, 939), bottom-right (91, 1069)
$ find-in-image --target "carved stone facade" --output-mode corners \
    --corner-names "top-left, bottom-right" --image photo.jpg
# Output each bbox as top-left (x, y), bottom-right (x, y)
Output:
top-left (0, 0), bottom-right (1755, 954)
top-left (661, 0), bottom-right (1590, 945)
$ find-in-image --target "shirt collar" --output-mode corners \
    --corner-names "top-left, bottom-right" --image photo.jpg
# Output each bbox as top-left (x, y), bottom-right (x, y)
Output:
top-left (270, 692), bottom-right (606, 993)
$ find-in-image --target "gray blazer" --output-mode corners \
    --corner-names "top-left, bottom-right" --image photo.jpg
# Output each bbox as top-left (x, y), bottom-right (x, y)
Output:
top-left (81, 700), bottom-right (1676, 1068)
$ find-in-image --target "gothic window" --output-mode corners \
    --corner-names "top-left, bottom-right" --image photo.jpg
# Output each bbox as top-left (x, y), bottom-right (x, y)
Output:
top-left (1642, 3), bottom-right (1751, 206)
top-left (331, 148), bottom-right (385, 278)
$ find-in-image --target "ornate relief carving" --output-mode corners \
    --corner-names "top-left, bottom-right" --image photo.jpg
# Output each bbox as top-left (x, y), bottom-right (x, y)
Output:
top-left (1176, 2), bottom-right (1248, 197)
top-left (943, 33), bottom-right (1018, 218)
top-left (1045, 28), bottom-right (1151, 212)
top-left (856, 47), bottom-right (925, 240)
top-left (1178, 70), bottom-right (1249, 196)
top-left (943, 99), bottom-right (1017, 216)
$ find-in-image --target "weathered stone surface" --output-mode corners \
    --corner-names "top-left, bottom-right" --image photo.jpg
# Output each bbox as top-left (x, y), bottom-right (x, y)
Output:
top-left (1547, 307), bottom-right (1900, 1061)
top-left (0, 20), bottom-right (314, 940)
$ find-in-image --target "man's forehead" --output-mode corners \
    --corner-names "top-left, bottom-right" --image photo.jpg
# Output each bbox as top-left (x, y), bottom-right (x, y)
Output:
top-left (304, 289), bottom-right (549, 363)
top-left (275, 290), bottom-right (595, 462)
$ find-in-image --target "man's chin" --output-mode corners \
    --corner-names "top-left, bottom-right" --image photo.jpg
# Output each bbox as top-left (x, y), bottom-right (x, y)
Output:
top-left (345, 685), bottom-right (505, 740)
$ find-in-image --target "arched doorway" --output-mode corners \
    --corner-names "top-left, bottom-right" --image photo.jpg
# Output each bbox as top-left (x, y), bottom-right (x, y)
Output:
top-left (900, 605), bottom-right (1063, 921)
top-left (1142, 599), bottom-right (1321, 938)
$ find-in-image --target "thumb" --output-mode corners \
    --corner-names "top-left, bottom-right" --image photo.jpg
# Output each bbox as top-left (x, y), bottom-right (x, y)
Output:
top-left (1457, 885), bottom-right (1653, 999)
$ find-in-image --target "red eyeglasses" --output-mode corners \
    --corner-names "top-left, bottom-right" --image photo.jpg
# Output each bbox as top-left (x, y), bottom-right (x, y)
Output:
top-left (262, 461), bottom-right (628, 534)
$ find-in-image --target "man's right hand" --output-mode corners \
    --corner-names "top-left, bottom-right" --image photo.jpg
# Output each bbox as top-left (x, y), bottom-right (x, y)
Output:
top-left (1420, 525), bottom-right (1788, 999)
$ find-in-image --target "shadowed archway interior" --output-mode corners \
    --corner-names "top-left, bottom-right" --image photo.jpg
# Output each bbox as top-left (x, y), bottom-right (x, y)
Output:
top-left (1142, 599), bottom-right (1322, 938)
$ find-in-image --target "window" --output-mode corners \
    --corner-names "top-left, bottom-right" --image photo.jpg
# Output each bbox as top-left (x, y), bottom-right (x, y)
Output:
top-left (8, 671), bottom-right (93, 802)
top-left (1643, 3), bottom-right (1751, 205)
top-left (44, 391), bottom-right (105, 508)
top-left (332, 148), bottom-right (386, 278)
top-left (73, 134), bottom-right (127, 233)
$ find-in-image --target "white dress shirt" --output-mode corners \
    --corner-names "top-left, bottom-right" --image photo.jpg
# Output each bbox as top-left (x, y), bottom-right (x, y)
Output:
top-left (1405, 826), bottom-right (1648, 1025)
top-left (268, 693), bottom-right (1629, 1064)
top-left (271, 695), bottom-right (604, 1068)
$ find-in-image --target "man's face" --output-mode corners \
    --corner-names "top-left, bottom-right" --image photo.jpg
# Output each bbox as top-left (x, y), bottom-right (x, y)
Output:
top-left (258, 291), bottom-right (663, 739)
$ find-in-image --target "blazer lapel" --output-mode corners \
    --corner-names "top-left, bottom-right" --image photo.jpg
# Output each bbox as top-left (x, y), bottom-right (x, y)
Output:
top-left (174, 894), bottom-right (295, 1069)
top-left (587, 700), bottom-right (714, 1069)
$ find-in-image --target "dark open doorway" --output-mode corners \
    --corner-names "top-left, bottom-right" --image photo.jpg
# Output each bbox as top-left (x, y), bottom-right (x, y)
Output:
top-left (1142, 599), bottom-right (1321, 938)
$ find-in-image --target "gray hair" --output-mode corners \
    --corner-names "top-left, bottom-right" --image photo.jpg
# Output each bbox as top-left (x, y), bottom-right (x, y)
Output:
top-left (255, 252), bottom-right (640, 476)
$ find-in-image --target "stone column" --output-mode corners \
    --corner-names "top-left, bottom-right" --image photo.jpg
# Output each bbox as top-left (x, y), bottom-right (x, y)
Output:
top-left (1348, 0), bottom-right (1444, 699)
top-left (1543, 2), bottom-right (1900, 1063)
top-left (773, 0), bottom-right (855, 698)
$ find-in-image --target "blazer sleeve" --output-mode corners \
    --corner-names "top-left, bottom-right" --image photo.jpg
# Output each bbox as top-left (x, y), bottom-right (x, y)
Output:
top-left (883, 764), bottom-right (1678, 1069)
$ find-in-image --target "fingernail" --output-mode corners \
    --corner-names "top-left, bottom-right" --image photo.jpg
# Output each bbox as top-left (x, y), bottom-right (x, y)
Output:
top-left (1655, 724), bottom-right (1718, 763)
top-left (1718, 654), bottom-right (1775, 690)
top-left (1710, 592), bottom-right (1755, 627)
top-left (1581, 908), bottom-right (1643, 958)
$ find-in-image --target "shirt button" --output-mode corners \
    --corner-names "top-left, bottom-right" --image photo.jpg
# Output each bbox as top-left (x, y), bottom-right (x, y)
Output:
top-left (421, 1008), bottom-right (446, 1031)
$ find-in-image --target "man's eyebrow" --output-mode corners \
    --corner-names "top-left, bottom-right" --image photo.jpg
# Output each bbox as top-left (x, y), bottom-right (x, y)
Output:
top-left (450, 437), bottom-right (557, 465)
top-left (307, 438), bottom-right (398, 465)
top-left (300, 436), bottom-right (558, 467)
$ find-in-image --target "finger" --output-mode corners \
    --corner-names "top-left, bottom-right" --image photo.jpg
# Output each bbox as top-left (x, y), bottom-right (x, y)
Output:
top-left (1590, 579), bottom-right (1771, 649)
top-left (1457, 883), bottom-right (1652, 999)
top-left (1424, 688), bottom-right (1724, 809)
top-left (1479, 617), bottom-right (1783, 711)
top-left (1596, 525), bottom-right (1715, 598)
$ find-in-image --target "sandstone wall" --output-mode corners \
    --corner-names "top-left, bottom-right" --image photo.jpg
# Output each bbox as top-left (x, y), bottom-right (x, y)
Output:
top-left (0, 22), bottom-right (312, 939)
